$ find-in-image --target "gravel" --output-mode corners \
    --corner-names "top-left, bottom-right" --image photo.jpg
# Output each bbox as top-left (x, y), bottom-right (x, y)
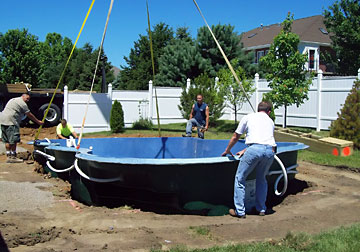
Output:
top-left (0, 181), bottom-right (54, 213)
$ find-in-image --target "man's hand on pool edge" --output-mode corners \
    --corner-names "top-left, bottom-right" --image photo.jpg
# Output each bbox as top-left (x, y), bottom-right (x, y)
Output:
top-left (221, 150), bottom-right (233, 157)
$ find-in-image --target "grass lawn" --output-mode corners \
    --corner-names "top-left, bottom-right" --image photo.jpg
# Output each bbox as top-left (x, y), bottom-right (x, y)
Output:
top-left (298, 149), bottom-right (360, 171)
top-left (152, 223), bottom-right (360, 252)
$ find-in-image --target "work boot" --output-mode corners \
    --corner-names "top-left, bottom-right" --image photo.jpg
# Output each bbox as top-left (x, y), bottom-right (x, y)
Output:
top-left (229, 209), bottom-right (246, 218)
top-left (9, 156), bottom-right (23, 163)
top-left (182, 133), bottom-right (191, 137)
top-left (6, 155), bottom-right (12, 163)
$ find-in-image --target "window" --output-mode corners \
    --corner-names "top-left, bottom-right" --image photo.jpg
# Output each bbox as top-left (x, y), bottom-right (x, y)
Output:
top-left (309, 50), bottom-right (315, 69)
top-left (256, 50), bottom-right (264, 63)
top-left (319, 28), bottom-right (328, 35)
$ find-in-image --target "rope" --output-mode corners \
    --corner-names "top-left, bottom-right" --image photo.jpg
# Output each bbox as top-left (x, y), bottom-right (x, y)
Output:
top-left (34, 0), bottom-right (95, 141)
top-left (46, 161), bottom-right (75, 173)
top-left (74, 159), bottom-right (123, 183)
top-left (191, 0), bottom-right (255, 112)
top-left (146, 0), bottom-right (161, 137)
top-left (77, 0), bottom-right (114, 149)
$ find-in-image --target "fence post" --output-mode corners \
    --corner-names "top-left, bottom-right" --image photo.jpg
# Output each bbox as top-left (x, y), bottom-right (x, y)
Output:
top-left (148, 80), bottom-right (153, 120)
top-left (358, 68), bottom-right (360, 79)
top-left (186, 78), bottom-right (191, 92)
top-left (107, 83), bottom-right (113, 130)
top-left (107, 83), bottom-right (113, 101)
top-left (63, 85), bottom-right (68, 121)
top-left (255, 73), bottom-right (259, 108)
top-left (316, 70), bottom-right (323, 131)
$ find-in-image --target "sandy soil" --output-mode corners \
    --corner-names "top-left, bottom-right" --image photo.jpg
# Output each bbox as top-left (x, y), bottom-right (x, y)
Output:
top-left (1, 127), bottom-right (360, 251)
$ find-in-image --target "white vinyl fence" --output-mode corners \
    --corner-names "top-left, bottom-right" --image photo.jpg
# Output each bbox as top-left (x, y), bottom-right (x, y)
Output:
top-left (63, 70), bottom-right (360, 133)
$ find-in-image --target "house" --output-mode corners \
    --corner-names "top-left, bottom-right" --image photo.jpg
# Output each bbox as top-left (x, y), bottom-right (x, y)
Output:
top-left (240, 15), bottom-right (334, 73)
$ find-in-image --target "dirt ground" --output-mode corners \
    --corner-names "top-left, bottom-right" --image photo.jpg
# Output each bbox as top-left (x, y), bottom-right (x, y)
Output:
top-left (1, 128), bottom-right (360, 252)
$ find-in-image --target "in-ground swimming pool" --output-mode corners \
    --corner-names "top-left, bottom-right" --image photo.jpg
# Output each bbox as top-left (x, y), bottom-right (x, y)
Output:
top-left (32, 137), bottom-right (307, 213)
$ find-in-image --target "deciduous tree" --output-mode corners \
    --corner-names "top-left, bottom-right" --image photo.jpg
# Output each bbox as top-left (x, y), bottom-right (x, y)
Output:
top-left (0, 29), bottom-right (42, 86)
top-left (217, 61), bottom-right (255, 124)
top-left (323, 0), bottom-right (360, 75)
top-left (260, 13), bottom-right (313, 128)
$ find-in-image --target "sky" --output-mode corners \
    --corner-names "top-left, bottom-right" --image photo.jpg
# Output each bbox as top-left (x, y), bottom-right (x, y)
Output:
top-left (0, 0), bottom-right (336, 68)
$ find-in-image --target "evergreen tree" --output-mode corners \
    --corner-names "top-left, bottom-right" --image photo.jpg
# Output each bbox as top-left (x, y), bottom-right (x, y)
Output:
top-left (178, 73), bottom-right (225, 123)
top-left (0, 29), bottom-right (42, 86)
top-left (330, 79), bottom-right (360, 149)
top-left (156, 27), bottom-right (204, 87)
top-left (196, 24), bottom-right (255, 77)
top-left (110, 100), bottom-right (125, 133)
top-left (67, 43), bottom-right (114, 91)
top-left (119, 23), bottom-right (174, 90)
top-left (323, 0), bottom-right (360, 75)
top-left (260, 13), bottom-right (313, 128)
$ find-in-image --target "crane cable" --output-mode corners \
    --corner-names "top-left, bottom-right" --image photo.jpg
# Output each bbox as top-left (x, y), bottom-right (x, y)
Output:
top-left (77, 0), bottom-right (114, 149)
top-left (146, 0), bottom-right (161, 137)
top-left (192, 0), bottom-right (288, 196)
top-left (34, 0), bottom-right (95, 141)
top-left (191, 0), bottom-right (255, 113)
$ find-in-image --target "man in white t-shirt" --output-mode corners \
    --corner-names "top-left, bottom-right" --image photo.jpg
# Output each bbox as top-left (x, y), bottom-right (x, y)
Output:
top-left (221, 101), bottom-right (276, 218)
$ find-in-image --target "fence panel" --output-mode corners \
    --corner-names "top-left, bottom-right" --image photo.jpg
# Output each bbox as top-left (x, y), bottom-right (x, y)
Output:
top-left (64, 71), bottom-right (358, 133)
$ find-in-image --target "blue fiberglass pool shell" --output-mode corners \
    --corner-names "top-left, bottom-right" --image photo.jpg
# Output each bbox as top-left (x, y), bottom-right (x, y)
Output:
top-left (33, 137), bottom-right (308, 212)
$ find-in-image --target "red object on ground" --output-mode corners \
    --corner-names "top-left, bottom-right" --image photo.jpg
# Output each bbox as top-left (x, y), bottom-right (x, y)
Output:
top-left (332, 148), bottom-right (339, 156)
top-left (342, 146), bottom-right (351, 156)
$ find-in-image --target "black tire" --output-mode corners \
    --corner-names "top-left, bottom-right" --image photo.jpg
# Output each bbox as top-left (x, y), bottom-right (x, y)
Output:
top-left (38, 103), bottom-right (61, 127)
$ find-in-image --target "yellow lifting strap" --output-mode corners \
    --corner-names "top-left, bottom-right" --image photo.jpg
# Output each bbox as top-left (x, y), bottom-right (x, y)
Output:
top-left (77, 0), bottom-right (114, 149)
top-left (34, 0), bottom-right (96, 141)
top-left (192, 0), bottom-right (255, 113)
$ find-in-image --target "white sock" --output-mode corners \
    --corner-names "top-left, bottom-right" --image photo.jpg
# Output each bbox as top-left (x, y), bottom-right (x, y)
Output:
top-left (6, 151), bottom-right (11, 156)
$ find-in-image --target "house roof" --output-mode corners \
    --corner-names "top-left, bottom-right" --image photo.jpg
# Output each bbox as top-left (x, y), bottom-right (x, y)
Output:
top-left (241, 15), bottom-right (332, 49)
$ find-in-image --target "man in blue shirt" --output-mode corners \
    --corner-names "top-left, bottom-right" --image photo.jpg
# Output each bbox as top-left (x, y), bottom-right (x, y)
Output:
top-left (182, 94), bottom-right (209, 139)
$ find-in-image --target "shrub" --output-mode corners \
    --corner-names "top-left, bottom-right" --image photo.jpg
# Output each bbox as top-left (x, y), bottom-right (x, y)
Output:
top-left (110, 100), bottom-right (124, 133)
top-left (178, 73), bottom-right (225, 122)
top-left (132, 118), bottom-right (153, 130)
top-left (330, 79), bottom-right (360, 149)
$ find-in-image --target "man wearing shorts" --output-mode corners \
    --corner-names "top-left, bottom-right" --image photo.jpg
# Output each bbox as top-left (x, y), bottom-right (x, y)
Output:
top-left (0, 93), bottom-right (43, 163)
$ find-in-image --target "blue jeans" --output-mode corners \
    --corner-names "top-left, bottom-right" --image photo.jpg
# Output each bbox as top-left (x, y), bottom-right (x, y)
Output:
top-left (234, 144), bottom-right (274, 216)
top-left (185, 118), bottom-right (205, 138)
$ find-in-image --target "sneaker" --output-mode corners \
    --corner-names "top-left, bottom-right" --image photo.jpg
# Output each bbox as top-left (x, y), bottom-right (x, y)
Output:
top-left (229, 209), bottom-right (246, 218)
top-left (9, 156), bottom-right (23, 163)
top-left (249, 207), bottom-right (267, 216)
top-left (6, 156), bottom-right (12, 163)
top-left (182, 134), bottom-right (191, 137)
